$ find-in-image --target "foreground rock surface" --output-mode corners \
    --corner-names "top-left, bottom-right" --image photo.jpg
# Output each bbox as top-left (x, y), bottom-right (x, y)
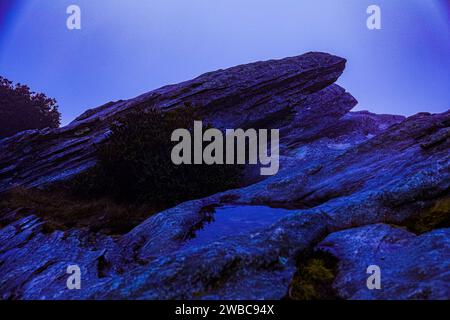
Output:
top-left (0, 52), bottom-right (448, 299)
top-left (318, 224), bottom-right (450, 299)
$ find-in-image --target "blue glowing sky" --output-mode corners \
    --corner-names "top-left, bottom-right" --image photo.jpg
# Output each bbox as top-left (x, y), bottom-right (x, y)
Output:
top-left (0, 0), bottom-right (449, 124)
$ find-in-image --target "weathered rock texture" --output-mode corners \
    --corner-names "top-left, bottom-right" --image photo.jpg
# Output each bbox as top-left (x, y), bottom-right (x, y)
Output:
top-left (0, 52), bottom-right (352, 193)
top-left (0, 52), bottom-right (448, 300)
top-left (318, 224), bottom-right (450, 299)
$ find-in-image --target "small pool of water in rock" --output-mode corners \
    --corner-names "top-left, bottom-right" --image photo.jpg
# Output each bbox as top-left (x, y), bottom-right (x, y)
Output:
top-left (185, 205), bottom-right (293, 248)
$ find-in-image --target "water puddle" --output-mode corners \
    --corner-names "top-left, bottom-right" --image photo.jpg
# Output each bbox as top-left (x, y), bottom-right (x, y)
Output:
top-left (185, 205), bottom-right (293, 248)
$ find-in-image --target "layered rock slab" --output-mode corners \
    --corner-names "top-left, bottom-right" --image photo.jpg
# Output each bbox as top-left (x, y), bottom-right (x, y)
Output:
top-left (0, 52), bottom-right (354, 193)
top-left (0, 52), bottom-right (448, 300)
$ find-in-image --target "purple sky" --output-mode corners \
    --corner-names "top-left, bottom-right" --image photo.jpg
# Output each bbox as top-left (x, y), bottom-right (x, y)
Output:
top-left (0, 0), bottom-right (449, 124)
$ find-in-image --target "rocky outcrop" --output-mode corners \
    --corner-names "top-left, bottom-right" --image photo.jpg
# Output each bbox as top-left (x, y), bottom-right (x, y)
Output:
top-left (0, 52), bottom-right (353, 193)
top-left (0, 52), bottom-right (448, 300)
top-left (318, 224), bottom-right (450, 299)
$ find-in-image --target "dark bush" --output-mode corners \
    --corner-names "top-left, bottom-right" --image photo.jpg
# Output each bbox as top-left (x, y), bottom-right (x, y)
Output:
top-left (72, 105), bottom-right (243, 207)
top-left (0, 105), bottom-right (243, 235)
top-left (403, 197), bottom-right (450, 234)
top-left (288, 250), bottom-right (339, 300)
top-left (0, 76), bottom-right (61, 138)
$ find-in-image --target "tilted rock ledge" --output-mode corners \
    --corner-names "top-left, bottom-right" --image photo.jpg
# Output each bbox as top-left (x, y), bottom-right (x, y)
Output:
top-left (0, 52), bottom-right (448, 299)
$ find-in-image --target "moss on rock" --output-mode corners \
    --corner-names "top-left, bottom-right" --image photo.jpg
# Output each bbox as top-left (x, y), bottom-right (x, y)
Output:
top-left (288, 250), bottom-right (339, 300)
top-left (404, 197), bottom-right (450, 234)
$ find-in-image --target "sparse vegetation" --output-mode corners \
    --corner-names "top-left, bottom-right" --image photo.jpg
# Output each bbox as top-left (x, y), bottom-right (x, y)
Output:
top-left (71, 105), bottom-right (243, 207)
top-left (0, 104), bottom-right (243, 234)
top-left (288, 250), bottom-right (338, 300)
top-left (404, 197), bottom-right (450, 234)
top-left (0, 187), bottom-right (156, 235)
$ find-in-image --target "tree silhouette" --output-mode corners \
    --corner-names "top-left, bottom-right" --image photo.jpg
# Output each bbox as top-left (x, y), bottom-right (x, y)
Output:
top-left (0, 76), bottom-right (61, 138)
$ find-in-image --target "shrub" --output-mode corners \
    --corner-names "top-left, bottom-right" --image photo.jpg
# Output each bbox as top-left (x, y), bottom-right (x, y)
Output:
top-left (72, 105), bottom-right (243, 207)
top-left (0, 105), bottom-right (243, 235)
top-left (288, 250), bottom-right (338, 300)
top-left (404, 197), bottom-right (450, 234)
top-left (0, 77), bottom-right (61, 138)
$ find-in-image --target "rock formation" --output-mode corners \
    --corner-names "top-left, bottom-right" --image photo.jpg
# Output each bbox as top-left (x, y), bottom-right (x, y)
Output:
top-left (0, 52), bottom-right (448, 300)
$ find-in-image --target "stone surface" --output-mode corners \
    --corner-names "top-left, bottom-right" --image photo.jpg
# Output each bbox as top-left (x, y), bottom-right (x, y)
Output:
top-left (0, 52), bottom-right (448, 300)
top-left (318, 224), bottom-right (450, 300)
